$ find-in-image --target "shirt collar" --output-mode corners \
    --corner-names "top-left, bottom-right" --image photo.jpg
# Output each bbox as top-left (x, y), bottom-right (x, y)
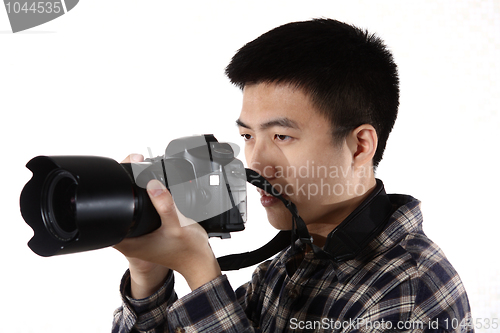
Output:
top-left (320, 179), bottom-right (394, 262)
top-left (332, 194), bottom-right (422, 283)
top-left (275, 187), bottom-right (423, 283)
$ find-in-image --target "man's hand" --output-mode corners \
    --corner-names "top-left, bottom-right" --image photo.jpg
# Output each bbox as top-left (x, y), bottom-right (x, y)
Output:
top-left (114, 154), bottom-right (221, 298)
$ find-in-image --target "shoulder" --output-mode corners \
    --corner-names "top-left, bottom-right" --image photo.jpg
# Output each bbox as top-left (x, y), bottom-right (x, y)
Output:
top-left (401, 231), bottom-right (472, 325)
top-left (384, 195), bottom-right (468, 309)
top-left (358, 194), bottom-right (472, 327)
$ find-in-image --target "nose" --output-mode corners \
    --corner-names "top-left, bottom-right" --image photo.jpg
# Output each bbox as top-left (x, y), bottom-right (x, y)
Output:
top-left (246, 140), bottom-right (279, 180)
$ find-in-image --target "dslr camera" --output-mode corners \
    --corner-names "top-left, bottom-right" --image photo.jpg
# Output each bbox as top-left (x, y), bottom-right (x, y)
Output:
top-left (20, 135), bottom-right (247, 257)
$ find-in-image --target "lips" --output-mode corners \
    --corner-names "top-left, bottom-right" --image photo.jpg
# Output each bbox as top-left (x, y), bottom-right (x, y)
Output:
top-left (257, 188), bottom-right (286, 208)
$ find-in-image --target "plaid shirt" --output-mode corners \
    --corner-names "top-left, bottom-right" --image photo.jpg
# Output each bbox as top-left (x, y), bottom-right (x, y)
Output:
top-left (112, 194), bottom-right (474, 333)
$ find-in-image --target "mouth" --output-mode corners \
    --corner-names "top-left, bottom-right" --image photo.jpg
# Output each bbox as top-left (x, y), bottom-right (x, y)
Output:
top-left (257, 187), bottom-right (288, 208)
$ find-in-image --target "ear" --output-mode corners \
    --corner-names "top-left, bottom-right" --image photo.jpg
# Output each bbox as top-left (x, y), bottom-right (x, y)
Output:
top-left (346, 124), bottom-right (378, 169)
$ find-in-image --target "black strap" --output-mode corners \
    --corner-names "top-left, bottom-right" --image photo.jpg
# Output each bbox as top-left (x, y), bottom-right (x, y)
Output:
top-left (217, 230), bottom-right (292, 271)
top-left (217, 169), bottom-right (306, 271)
top-left (245, 169), bottom-right (312, 244)
top-left (217, 170), bottom-right (394, 270)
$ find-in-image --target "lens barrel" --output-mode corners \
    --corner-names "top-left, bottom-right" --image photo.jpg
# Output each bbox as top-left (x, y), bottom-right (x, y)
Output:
top-left (20, 156), bottom-right (161, 257)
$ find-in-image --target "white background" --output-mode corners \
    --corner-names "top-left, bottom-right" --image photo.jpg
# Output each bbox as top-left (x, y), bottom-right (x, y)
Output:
top-left (1, 1), bottom-right (499, 332)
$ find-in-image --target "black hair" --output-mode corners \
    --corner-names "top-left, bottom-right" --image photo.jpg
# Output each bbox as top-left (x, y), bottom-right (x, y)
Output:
top-left (225, 18), bottom-right (399, 168)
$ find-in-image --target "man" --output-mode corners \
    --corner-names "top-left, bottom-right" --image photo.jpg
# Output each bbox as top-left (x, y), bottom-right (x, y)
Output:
top-left (112, 19), bottom-right (473, 332)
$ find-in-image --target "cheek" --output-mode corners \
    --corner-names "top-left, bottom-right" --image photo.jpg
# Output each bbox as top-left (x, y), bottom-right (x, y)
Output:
top-left (284, 159), bottom-right (348, 202)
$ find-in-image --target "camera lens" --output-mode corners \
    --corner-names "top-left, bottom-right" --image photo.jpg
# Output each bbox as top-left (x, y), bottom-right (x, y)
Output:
top-left (41, 169), bottom-right (79, 241)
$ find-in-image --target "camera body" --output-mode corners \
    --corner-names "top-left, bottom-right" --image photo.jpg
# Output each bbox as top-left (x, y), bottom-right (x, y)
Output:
top-left (20, 134), bottom-right (246, 257)
top-left (131, 134), bottom-right (247, 235)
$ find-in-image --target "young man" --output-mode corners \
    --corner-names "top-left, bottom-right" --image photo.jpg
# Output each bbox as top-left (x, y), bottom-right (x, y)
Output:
top-left (112, 19), bottom-right (473, 332)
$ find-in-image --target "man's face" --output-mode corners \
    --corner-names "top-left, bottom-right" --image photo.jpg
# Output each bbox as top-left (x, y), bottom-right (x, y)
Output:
top-left (237, 83), bottom-right (360, 231)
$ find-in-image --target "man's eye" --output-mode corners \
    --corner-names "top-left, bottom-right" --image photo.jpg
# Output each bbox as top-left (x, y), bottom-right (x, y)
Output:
top-left (241, 134), bottom-right (253, 141)
top-left (275, 134), bottom-right (291, 141)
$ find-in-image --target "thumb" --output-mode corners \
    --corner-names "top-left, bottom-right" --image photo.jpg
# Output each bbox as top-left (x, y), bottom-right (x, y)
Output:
top-left (146, 179), bottom-right (178, 221)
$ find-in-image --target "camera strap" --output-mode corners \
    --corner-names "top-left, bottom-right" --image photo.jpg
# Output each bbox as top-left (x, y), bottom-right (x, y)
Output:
top-left (217, 169), bottom-right (394, 271)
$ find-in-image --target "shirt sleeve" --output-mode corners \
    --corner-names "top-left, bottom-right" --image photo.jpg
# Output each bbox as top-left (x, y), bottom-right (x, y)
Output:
top-left (166, 275), bottom-right (256, 332)
top-left (112, 269), bottom-right (178, 333)
top-left (112, 270), bottom-right (261, 333)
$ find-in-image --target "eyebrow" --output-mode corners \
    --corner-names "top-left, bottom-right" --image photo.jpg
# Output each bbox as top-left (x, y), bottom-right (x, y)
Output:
top-left (236, 117), bottom-right (300, 131)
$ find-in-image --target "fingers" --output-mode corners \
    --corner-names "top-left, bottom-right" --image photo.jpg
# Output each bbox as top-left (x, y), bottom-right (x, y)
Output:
top-left (146, 180), bottom-right (197, 227)
top-left (146, 179), bottom-right (178, 223)
top-left (121, 154), bottom-right (144, 163)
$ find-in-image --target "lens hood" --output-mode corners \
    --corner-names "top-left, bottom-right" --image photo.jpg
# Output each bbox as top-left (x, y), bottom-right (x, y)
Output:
top-left (20, 155), bottom-right (160, 257)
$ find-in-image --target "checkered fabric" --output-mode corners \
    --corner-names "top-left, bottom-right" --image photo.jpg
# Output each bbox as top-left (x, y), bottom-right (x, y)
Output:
top-left (112, 194), bottom-right (474, 333)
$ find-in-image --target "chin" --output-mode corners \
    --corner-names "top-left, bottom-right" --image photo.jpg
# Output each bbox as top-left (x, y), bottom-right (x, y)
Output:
top-left (265, 207), bottom-right (293, 230)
